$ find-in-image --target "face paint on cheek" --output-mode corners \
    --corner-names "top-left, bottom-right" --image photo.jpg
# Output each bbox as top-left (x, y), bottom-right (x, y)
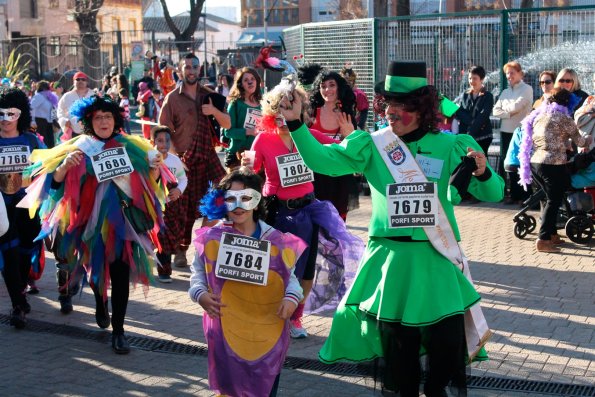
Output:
top-left (399, 111), bottom-right (414, 126)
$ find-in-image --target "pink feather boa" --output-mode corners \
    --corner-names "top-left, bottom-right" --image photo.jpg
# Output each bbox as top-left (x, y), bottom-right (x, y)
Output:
top-left (519, 102), bottom-right (570, 190)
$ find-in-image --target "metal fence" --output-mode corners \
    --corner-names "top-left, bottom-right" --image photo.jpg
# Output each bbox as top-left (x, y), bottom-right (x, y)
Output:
top-left (284, 5), bottom-right (595, 130)
top-left (0, 30), bottom-right (237, 87)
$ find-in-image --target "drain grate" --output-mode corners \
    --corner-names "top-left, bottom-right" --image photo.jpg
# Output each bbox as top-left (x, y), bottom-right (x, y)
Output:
top-left (467, 376), bottom-right (595, 396)
top-left (3, 314), bottom-right (595, 396)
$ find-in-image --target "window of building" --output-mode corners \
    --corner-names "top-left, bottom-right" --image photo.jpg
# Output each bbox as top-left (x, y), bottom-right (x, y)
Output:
top-left (20, 0), bottom-right (38, 18)
top-left (49, 37), bottom-right (61, 56)
top-left (67, 38), bottom-right (78, 56)
top-left (49, 0), bottom-right (59, 8)
top-left (67, 0), bottom-right (75, 8)
top-left (129, 19), bottom-right (136, 32)
top-left (112, 17), bottom-right (120, 32)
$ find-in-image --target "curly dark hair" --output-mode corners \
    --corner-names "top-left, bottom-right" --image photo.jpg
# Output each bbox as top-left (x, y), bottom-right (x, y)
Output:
top-left (69, 95), bottom-right (124, 136)
top-left (0, 87), bottom-right (32, 133)
top-left (228, 67), bottom-right (262, 104)
top-left (308, 70), bottom-right (356, 128)
top-left (548, 87), bottom-right (572, 107)
top-left (217, 168), bottom-right (266, 222)
top-left (297, 63), bottom-right (323, 89)
top-left (385, 85), bottom-right (442, 133)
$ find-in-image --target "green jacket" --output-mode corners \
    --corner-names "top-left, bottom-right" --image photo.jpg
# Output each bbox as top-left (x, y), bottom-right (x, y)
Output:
top-left (223, 99), bottom-right (260, 154)
top-left (291, 125), bottom-right (504, 240)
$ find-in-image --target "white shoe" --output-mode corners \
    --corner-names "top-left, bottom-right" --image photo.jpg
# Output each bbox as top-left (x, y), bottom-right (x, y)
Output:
top-left (289, 319), bottom-right (308, 339)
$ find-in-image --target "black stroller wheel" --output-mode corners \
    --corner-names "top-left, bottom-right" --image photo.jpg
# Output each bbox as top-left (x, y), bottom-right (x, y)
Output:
top-left (514, 221), bottom-right (529, 239)
top-left (565, 215), bottom-right (594, 244)
top-left (524, 215), bottom-right (537, 233)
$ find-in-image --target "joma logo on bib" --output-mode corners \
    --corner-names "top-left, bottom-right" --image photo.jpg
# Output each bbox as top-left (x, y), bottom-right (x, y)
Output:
top-left (230, 236), bottom-right (261, 248)
top-left (96, 149), bottom-right (119, 160)
top-left (389, 182), bottom-right (435, 195)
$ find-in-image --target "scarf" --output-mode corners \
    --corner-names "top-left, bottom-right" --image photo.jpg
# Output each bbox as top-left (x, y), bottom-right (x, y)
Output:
top-left (40, 90), bottom-right (59, 108)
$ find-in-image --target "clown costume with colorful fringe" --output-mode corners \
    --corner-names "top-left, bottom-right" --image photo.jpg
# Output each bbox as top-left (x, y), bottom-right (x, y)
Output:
top-left (20, 133), bottom-right (174, 297)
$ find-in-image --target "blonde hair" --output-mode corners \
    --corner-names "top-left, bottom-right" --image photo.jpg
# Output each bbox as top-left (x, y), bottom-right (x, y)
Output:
top-left (555, 68), bottom-right (581, 91)
top-left (261, 76), bottom-right (309, 124)
top-left (503, 61), bottom-right (523, 74)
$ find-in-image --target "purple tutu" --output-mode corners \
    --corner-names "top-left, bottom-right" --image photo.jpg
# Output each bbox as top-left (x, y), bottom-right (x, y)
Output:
top-left (274, 199), bottom-right (364, 313)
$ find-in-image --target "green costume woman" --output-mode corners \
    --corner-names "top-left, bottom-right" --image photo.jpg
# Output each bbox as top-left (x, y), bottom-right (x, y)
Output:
top-left (281, 61), bottom-right (504, 397)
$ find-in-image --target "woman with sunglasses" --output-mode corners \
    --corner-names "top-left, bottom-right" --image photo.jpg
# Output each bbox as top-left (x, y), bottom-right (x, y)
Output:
top-left (243, 78), bottom-right (363, 339)
top-left (22, 95), bottom-right (169, 353)
top-left (555, 68), bottom-right (589, 111)
top-left (0, 87), bottom-right (45, 329)
top-left (533, 71), bottom-right (556, 109)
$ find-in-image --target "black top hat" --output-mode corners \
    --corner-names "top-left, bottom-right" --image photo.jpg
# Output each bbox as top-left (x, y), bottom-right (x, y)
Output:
top-left (375, 61), bottom-right (428, 98)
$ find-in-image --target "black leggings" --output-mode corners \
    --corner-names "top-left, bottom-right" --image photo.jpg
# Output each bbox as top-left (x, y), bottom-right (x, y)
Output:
top-left (92, 260), bottom-right (130, 335)
top-left (380, 314), bottom-right (466, 397)
top-left (301, 224), bottom-right (319, 281)
top-left (0, 246), bottom-right (29, 309)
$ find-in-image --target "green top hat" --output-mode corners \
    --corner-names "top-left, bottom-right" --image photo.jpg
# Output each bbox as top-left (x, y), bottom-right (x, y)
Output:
top-left (375, 61), bottom-right (428, 98)
top-left (375, 60), bottom-right (459, 116)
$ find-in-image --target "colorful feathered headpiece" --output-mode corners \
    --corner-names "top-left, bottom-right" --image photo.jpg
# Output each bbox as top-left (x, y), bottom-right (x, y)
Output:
top-left (69, 95), bottom-right (124, 135)
top-left (199, 184), bottom-right (227, 220)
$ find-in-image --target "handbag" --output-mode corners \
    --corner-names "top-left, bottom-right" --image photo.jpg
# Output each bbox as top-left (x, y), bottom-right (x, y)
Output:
top-left (262, 195), bottom-right (279, 226)
top-left (576, 113), bottom-right (595, 138)
top-left (119, 194), bottom-right (154, 233)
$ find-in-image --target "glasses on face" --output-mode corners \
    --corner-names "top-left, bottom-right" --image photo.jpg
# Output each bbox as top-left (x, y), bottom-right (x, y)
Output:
top-left (558, 79), bottom-right (573, 84)
top-left (539, 80), bottom-right (553, 85)
top-left (75, 78), bottom-right (87, 82)
top-left (92, 114), bottom-right (114, 122)
top-left (386, 102), bottom-right (406, 110)
top-left (0, 108), bottom-right (22, 121)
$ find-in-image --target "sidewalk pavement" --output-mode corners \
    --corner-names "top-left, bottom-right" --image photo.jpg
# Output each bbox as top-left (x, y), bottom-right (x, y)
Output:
top-left (1, 195), bottom-right (593, 396)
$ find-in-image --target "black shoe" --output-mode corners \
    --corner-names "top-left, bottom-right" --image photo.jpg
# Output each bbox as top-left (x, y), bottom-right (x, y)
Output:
top-left (112, 333), bottom-right (130, 354)
top-left (9, 307), bottom-right (26, 329)
top-left (22, 300), bottom-right (31, 314)
top-left (58, 295), bottom-right (73, 314)
top-left (95, 300), bottom-right (111, 329)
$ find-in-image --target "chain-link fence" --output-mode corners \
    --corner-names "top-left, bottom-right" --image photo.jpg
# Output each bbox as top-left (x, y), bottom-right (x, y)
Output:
top-left (284, 5), bottom-right (595, 129)
top-left (284, 19), bottom-right (376, 130)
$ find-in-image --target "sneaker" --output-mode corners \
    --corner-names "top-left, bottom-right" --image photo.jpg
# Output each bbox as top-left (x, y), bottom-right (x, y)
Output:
top-left (158, 274), bottom-right (173, 283)
top-left (173, 250), bottom-right (188, 268)
top-left (9, 307), bottom-right (26, 329)
top-left (59, 295), bottom-right (73, 314)
top-left (289, 319), bottom-right (308, 339)
top-left (27, 283), bottom-right (40, 295)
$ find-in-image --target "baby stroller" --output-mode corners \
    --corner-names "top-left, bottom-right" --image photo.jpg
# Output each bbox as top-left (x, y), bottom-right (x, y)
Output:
top-left (513, 187), bottom-right (594, 244)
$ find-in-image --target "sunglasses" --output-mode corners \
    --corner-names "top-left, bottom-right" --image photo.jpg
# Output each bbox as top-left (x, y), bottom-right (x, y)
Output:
top-left (0, 108), bottom-right (22, 121)
top-left (75, 78), bottom-right (87, 82)
top-left (558, 79), bottom-right (573, 84)
top-left (539, 80), bottom-right (553, 85)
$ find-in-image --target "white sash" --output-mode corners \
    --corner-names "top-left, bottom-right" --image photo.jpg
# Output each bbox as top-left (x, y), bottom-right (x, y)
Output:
top-left (371, 126), bottom-right (491, 362)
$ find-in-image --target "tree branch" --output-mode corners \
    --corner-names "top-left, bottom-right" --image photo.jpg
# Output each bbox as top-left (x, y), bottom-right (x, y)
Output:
top-left (160, 0), bottom-right (182, 38)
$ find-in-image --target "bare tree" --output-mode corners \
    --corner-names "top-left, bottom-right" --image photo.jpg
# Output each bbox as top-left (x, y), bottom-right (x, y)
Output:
top-left (338, 0), bottom-right (368, 19)
top-left (159, 0), bottom-right (206, 53)
top-left (73, 0), bottom-right (105, 80)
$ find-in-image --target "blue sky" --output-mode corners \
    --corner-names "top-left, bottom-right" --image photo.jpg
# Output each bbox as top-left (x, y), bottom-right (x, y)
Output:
top-left (164, 0), bottom-right (240, 20)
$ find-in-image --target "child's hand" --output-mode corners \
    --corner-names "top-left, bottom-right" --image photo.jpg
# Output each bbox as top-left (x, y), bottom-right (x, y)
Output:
top-left (277, 299), bottom-right (298, 320)
top-left (168, 187), bottom-right (182, 201)
top-left (198, 292), bottom-right (226, 318)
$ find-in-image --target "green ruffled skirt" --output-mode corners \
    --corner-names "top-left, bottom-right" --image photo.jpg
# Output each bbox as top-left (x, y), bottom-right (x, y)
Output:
top-left (319, 237), bottom-right (486, 364)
